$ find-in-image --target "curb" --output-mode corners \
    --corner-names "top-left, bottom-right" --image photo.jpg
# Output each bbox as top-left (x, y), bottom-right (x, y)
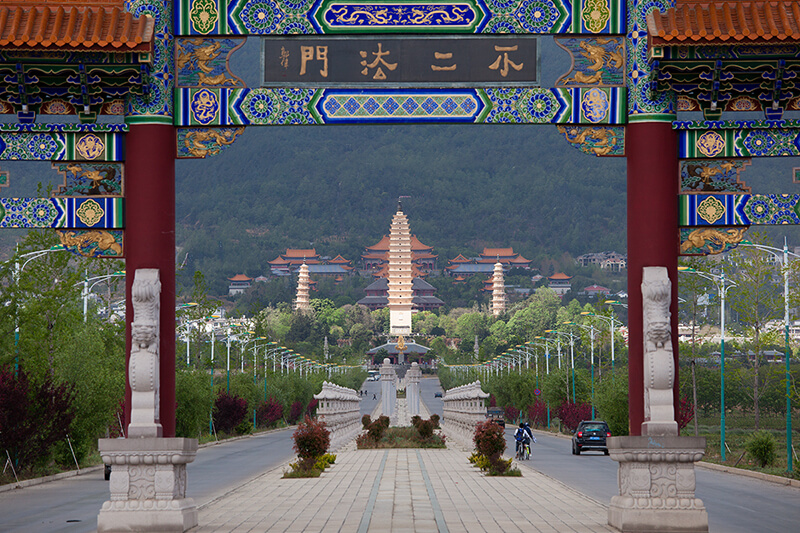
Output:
top-left (0, 426), bottom-right (297, 494)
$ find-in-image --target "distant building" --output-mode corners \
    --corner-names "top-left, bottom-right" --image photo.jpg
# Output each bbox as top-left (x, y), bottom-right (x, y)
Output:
top-left (583, 284), bottom-right (611, 297)
top-left (228, 274), bottom-right (252, 296)
top-left (576, 251), bottom-right (627, 272)
top-left (361, 234), bottom-right (437, 276)
top-left (446, 247), bottom-right (531, 277)
top-left (269, 248), bottom-right (320, 275)
top-left (548, 272), bottom-right (573, 297)
top-left (356, 277), bottom-right (444, 312)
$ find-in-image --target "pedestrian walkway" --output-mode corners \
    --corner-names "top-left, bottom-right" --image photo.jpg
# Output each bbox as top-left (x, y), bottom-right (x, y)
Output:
top-left (193, 446), bottom-right (612, 533)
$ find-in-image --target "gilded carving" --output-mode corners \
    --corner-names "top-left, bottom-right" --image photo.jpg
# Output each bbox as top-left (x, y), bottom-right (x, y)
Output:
top-left (641, 267), bottom-right (678, 436)
top-left (76, 198), bottom-right (105, 226)
top-left (557, 125), bottom-right (624, 156)
top-left (176, 38), bottom-right (245, 87)
top-left (556, 37), bottom-right (624, 86)
top-left (679, 227), bottom-right (746, 256)
top-left (75, 133), bottom-right (105, 160)
top-left (53, 163), bottom-right (123, 196)
top-left (696, 196), bottom-right (725, 225)
top-left (177, 127), bottom-right (245, 159)
top-left (58, 230), bottom-right (123, 257)
top-left (695, 131), bottom-right (725, 157)
top-left (680, 159), bottom-right (751, 193)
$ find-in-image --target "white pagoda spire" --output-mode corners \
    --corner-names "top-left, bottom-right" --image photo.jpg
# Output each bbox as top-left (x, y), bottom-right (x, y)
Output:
top-left (491, 259), bottom-right (506, 316)
top-left (294, 261), bottom-right (311, 311)
top-left (388, 200), bottom-right (413, 336)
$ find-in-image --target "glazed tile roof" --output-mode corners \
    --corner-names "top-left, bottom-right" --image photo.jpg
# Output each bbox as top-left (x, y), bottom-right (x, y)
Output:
top-left (0, 2), bottom-right (154, 52)
top-left (648, 1), bottom-right (800, 45)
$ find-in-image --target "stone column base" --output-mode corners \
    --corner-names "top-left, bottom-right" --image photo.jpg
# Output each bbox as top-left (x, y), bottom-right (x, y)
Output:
top-left (98, 437), bottom-right (198, 533)
top-left (608, 436), bottom-right (708, 533)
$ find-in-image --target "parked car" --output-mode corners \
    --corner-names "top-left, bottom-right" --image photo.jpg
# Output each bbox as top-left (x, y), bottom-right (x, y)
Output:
top-left (571, 420), bottom-right (611, 455)
top-left (434, 391), bottom-right (443, 398)
top-left (485, 407), bottom-right (505, 428)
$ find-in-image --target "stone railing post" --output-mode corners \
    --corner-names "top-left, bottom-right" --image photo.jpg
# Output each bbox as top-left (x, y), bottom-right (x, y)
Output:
top-left (380, 358), bottom-right (397, 422)
top-left (441, 380), bottom-right (489, 449)
top-left (406, 362), bottom-right (421, 417)
top-left (314, 381), bottom-right (361, 451)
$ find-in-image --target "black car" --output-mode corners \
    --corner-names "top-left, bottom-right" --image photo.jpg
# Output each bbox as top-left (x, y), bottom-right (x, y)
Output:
top-left (434, 391), bottom-right (443, 398)
top-left (571, 420), bottom-right (611, 455)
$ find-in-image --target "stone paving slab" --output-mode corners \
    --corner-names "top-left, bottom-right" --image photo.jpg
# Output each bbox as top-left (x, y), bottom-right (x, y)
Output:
top-left (191, 446), bottom-right (614, 533)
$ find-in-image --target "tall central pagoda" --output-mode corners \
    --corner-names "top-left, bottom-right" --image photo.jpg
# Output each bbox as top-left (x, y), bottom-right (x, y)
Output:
top-left (388, 201), bottom-right (413, 335)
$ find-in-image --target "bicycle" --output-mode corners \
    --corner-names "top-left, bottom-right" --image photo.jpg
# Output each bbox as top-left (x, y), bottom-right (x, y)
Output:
top-left (516, 437), bottom-right (531, 460)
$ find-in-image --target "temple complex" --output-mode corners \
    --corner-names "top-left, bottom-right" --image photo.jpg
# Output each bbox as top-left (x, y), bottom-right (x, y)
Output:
top-left (227, 274), bottom-right (252, 296)
top-left (548, 272), bottom-right (573, 297)
top-left (388, 203), bottom-right (413, 336)
top-left (446, 247), bottom-right (532, 277)
top-left (268, 248), bottom-right (320, 275)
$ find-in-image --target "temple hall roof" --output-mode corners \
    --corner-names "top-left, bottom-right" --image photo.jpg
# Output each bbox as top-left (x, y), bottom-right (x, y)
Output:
top-left (648, 1), bottom-right (800, 45)
top-left (228, 274), bottom-right (253, 282)
top-left (0, 1), bottom-right (155, 52)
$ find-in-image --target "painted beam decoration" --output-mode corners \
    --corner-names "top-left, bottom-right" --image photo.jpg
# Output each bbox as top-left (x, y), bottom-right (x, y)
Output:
top-left (555, 36), bottom-right (624, 86)
top-left (176, 0), bottom-right (625, 36)
top-left (679, 159), bottom-right (750, 193)
top-left (557, 125), bottom-right (624, 156)
top-left (177, 127), bottom-right (247, 158)
top-left (0, 124), bottom-right (126, 162)
top-left (175, 86), bottom-right (625, 125)
top-left (676, 120), bottom-right (800, 159)
top-left (0, 198), bottom-right (123, 229)
top-left (52, 163), bottom-right (124, 197)
top-left (679, 194), bottom-right (800, 226)
top-left (679, 227), bottom-right (747, 256)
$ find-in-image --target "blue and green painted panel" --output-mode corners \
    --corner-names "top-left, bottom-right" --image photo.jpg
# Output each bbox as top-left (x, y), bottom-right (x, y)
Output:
top-left (0, 124), bottom-right (126, 162)
top-left (0, 198), bottom-right (124, 229)
top-left (175, 86), bottom-right (626, 125)
top-left (678, 128), bottom-right (800, 158)
top-left (680, 159), bottom-right (751, 193)
top-left (679, 194), bottom-right (800, 226)
top-left (175, 0), bottom-right (625, 35)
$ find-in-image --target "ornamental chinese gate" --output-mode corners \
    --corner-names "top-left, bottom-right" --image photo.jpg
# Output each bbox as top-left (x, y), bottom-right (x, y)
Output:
top-left (2, 0), bottom-right (800, 531)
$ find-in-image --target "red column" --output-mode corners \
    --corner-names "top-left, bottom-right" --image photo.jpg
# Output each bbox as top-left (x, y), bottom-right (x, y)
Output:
top-left (125, 124), bottom-right (176, 437)
top-left (626, 121), bottom-right (680, 436)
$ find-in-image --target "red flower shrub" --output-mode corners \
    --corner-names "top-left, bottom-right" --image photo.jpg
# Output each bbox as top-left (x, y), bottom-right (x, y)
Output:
top-left (306, 398), bottom-right (318, 417)
top-left (677, 395), bottom-right (694, 431)
top-left (429, 414), bottom-right (440, 428)
top-left (213, 392), bottom-right (247, 434)
top-left (257, 397), bottom-right (283, 428)
top-left (527, 401), bottom-right (547, 427)
top-left (293, 415), bottom-right (330, 469)
top-left (504, 406), bottom-right (520, 424)
top-left (473, 420), bottom-right (508, 473)
top-left (489, 394), bottom-right (497, 407)
top-left (0, 367), bottom-right (75, 473)
top-left (416, 419), bottom-right (434, 440)
top-left (362, 414), bottom-right (371, 428)
top-left (556, 401), bottom-right (593, 432)
top-left (287, 401), bottom-right (304, 424)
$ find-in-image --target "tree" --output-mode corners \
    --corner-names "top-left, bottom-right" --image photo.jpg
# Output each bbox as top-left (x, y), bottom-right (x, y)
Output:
top-left (729, 236), bottom-right (783, 429)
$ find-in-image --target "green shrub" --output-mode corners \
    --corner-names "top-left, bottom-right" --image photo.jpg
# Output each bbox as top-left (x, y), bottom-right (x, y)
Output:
top-left (430, 414), bottom-right (440, 429)
top-left (416, 419), bottom-right (434, 440)
top-left (176, 369), bottom-right (214, 438)
top-left (361, 414), bottom-right (371, 428)
top-left (744, 430), bottom-right (777, 467)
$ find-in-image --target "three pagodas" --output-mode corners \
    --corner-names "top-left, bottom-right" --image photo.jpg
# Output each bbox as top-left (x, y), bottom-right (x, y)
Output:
top-left (295, 200), bottom-right (506, 330)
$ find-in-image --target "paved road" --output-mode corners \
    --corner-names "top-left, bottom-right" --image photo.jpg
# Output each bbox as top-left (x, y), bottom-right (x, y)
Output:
top-left (505, 428), bottom-right (800, 533)
top-left (0, 428), bottom-right (296, 533)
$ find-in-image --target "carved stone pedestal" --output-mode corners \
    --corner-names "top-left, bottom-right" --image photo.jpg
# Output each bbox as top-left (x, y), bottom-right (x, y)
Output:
top-left (98, 438), bottom-right (198, 533)
top-left (608, 436), bottom-right (708, 533)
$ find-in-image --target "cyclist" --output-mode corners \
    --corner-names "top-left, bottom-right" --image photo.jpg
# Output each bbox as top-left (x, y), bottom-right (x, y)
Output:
top-left (514, 423), bottom-right (530, 459)
top-left (522, 422), bottom-right (535, 458)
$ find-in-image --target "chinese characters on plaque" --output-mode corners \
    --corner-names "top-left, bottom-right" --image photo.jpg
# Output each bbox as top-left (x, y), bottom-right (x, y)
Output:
top-left (263, 37), bottom-right (538, 87)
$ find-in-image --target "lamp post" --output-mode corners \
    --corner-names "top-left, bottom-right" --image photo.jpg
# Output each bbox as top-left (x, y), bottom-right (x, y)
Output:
top-left (581, 311), bottom-right (620, 375)
top-left (565, 321), bottom-right (596, 419)
top-left (546, 329), bottom-right (578, 403)
top-left (678, 265), bottom-right (736, 461)
top-left (737, 238), bottom-right (797, 472)
top-left (12, 245), bottom-right (68, 375)
top-left (77, 270), bottom-right (125, 321)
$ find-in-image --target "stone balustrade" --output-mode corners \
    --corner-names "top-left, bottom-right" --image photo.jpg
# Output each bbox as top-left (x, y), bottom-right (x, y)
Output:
top-left (313, 381), bottom-right (362, 451)
top-left (441, 381), bottom-right (490, 449)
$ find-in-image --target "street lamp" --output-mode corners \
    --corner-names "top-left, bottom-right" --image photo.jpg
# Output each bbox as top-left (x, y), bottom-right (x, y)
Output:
top-left (12, 245), bottom-right (68, 375)
top-left (546, 329), bottom-right (579, 403)
top-left (737, 238), bottom-right (797, 472)
top-left (678, 265), bottom-right (736, 461)
top-left (581, 311), bottom-right (620, 375)
top-left (565, 321), bottom-right (596, 418)
top-left (77, 270), bottom-right (125, 321)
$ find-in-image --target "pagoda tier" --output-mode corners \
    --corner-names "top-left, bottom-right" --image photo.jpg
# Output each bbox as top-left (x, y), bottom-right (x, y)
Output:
top-left (362, 234), bottom-right (437, 272)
